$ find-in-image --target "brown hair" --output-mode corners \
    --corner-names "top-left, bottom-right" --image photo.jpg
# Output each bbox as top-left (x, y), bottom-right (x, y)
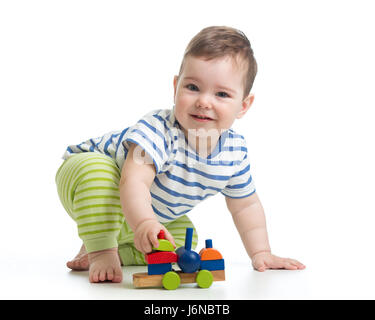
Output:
top-left (178, 26), bottom-right (257, 99)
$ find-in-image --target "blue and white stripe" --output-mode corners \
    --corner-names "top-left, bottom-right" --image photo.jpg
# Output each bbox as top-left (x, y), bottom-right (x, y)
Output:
top-left (63, 109), bottom-right (256, 222)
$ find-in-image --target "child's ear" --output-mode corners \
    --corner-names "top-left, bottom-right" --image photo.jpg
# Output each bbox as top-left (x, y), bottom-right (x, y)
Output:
top-left (173, 75), bottom-right (179, 102)
top-left (236, 93), bottom-right (255, 119)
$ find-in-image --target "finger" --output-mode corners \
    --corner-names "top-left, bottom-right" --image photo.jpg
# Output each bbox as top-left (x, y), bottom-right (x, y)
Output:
top-left (141, 234), bottom-right (153, 254)
top-left (149, 229), bottom-right (161, 249)
top-left (163, 229), bottom-right (176, 247)
top-left (253, 260), bottom-right (267, 272)
top-left (134, 238), bottom-right (142, 253)
top-left (284, 261), bottom-right (298, 270)
top-left (136, 236), bottom-right (146, 254)
top-left (264, 257), bottom-right (287, 269)
top-left (257, 265), bottom-right (267, 272)
top-left (289, 259), bottom-right (306, 269)
top-left (289, 261), bottom-right (306, 270)
top-left (271, 259), bottom-right (298, 270)
top-left (262, 257), bottom-right (276, 269)
top-left (280, 258), bottom-right (304, 270)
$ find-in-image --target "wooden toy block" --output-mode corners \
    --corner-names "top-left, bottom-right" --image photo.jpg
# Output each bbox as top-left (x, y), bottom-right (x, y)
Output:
top-left (152, 230), bottom-right (174, 251)
top-left (152, 239), bottom-right (174, 252)
top-left (199, 239), bottom-right (223, 260)
top-left (151, 229), bottom-right (175, 252)
top-left (196, 270), bottom-right (213, 288)
top-left (162, 271), bottom-right (181, 290)
top-left (133, 270), bottom-right (225, 288)
top-left (200, 259), bottom-right (225, 271)
top-left (199, 248), bottom-right (223, 260)
top-left (147, 263), bottom-right (172, 275)
top-left (146, 251), bottom-right (178, 264)
top-left (176, 228), bottom-right (200, 273)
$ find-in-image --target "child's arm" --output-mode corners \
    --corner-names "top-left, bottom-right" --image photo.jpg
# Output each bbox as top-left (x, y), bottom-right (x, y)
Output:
top-left (119, 143), bottom-right (175, 254)
top-left (225, 193), bottom-right (305, 271)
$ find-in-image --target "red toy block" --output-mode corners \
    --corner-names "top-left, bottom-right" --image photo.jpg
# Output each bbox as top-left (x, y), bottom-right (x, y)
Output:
top-left (158, 230), bottom-right (165, 239)
top-left (146, 251), bottom-right (178, 264)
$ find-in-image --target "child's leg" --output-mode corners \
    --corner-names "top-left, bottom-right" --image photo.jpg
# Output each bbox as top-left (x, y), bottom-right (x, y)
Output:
top-left (56, 152), bottom-right (124, 251)
top-left (56, 152), bottom-right (124, 282)
top-left (117, 215), bottom-right (198, 265)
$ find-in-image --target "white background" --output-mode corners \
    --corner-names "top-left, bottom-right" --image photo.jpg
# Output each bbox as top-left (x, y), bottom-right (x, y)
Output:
top-left (1, 0), bottom-right (375, 299)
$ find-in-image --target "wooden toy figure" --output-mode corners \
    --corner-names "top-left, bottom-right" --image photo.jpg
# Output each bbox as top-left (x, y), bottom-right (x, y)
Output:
top-left (132, 228), bottom-right (225, 290)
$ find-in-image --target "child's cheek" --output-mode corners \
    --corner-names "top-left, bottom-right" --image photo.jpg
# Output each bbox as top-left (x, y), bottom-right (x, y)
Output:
top-left (178, 93), bottom-right (192, 107)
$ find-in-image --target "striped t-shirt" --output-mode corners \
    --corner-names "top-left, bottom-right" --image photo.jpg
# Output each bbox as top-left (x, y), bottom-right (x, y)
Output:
top-left (63, 108), bottom-right (256, 222)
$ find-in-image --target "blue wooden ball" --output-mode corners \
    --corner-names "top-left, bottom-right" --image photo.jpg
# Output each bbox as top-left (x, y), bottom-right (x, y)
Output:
top-left (176, 247), bottom-right (201, 273)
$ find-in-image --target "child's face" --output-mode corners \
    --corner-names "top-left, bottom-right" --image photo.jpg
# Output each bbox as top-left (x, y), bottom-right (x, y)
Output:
top-left (173, 55), bottom-right (254, 137)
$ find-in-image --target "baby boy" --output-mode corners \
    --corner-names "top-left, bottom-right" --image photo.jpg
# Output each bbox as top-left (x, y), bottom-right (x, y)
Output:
top-left (56, 26), bottom-right (305, 283)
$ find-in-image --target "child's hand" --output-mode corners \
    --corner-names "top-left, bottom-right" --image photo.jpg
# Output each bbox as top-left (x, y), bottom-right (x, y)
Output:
top-left (133, 219), bottom-right (176, 254)
top-left (251, 251), bottom-right (305, 272)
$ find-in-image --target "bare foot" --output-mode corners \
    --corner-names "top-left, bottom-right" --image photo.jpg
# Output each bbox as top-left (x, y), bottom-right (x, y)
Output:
top-left (87, 247), bottom-right (123, 283)
top-left (66, 244), bottom-right (89, 270)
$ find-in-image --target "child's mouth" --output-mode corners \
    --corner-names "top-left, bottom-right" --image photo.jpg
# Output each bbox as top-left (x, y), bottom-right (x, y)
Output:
top-left (191, 114), bottom-right (213, 122)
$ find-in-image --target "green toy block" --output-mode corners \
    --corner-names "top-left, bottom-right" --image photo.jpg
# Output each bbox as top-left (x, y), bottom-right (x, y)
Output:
top-left (196, 270), bottom-right (213, 288)
top-left (152, 239), bottom-right (174, 252)
top-left (162, 271), bottom-right (181, 290)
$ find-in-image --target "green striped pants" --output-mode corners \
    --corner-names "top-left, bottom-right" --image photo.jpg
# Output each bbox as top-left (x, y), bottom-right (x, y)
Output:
top-left (55, 152), bottom-right (198, 265)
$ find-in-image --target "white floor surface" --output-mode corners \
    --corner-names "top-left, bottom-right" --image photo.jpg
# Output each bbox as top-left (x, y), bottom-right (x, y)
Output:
top-left (1, 251), bottom-right (374, 300)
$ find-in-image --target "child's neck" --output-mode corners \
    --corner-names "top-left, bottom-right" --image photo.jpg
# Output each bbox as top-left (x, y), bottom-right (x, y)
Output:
top-left (185, 128), bottom-right (221, 158)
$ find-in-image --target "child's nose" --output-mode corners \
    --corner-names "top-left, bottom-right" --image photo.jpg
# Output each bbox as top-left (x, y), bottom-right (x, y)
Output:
top-left (195, 94), bottom-right (212, 109)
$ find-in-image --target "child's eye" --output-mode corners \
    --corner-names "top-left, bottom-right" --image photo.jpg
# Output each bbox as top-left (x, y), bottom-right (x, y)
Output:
top-left (186, 84), bottom-right (199, 91)
top-left (217, 91), bottom-right (229, 98)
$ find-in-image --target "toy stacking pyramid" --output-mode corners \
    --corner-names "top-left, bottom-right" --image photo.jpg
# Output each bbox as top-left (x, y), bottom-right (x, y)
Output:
top-left (146, 230), bottom-right (178, 275)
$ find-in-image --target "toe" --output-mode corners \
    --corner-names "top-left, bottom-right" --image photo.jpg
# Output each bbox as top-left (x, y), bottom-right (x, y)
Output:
top-left (90, 268), bottom-right (100, 283)
top-left (113, 267), bottom-right (123, 283)
top-left (67, 259), bottom-right (80, 270)
top-left (99, 269), bottom-right (107, 282)
top-left (113, 274), bottom-right (123, 283)
top-left (106, 268), bottom-right (114, 281)
top-left (79, 257), bottom-right (89, 270)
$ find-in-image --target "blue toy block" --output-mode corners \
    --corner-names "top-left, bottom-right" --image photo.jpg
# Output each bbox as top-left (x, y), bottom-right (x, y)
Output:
top-left (176, 247), bottom-right (201, 273)
top-left (176, 228), bottom-right (201, 273)
top-left (147, 263), bottom-right (172, 275)
top-left (205, 239), bottom-right (213, 248)
top-left (200, 259), bottom-right (225, 271)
